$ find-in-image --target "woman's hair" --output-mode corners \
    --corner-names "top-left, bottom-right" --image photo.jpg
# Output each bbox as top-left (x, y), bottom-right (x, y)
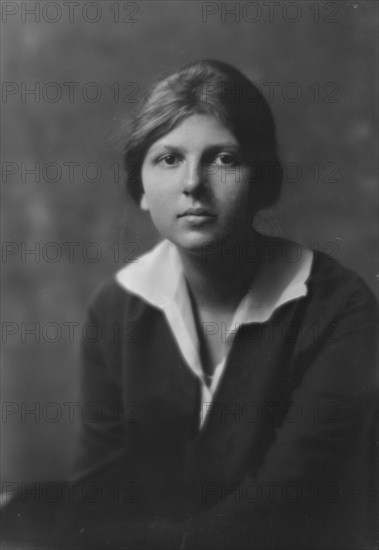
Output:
top-left (123, 60), bottom-right (282, 209)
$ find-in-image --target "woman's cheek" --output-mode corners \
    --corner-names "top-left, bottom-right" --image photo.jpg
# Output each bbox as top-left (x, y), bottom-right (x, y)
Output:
top-left (148, 197), bottom-right (174, 235)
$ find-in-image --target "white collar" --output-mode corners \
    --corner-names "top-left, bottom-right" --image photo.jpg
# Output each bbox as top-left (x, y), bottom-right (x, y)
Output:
top-left (116, 238), bottom-right (313, 321)
top-left (115, 238), bottom-right (313, 383)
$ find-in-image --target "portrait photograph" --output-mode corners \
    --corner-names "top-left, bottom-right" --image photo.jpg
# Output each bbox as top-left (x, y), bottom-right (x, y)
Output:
top-left (1, 1), bottom-right (378, 549)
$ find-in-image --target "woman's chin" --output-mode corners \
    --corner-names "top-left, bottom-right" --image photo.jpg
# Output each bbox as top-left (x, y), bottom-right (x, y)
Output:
top-left (169, 232), bottom-right (223, 255)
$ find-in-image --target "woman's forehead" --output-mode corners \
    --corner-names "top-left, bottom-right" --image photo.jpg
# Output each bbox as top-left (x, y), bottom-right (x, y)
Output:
top-left (146, 114), bottom-right (239, 153)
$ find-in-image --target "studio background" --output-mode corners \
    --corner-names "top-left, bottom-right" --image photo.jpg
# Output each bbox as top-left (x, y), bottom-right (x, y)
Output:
top-left (1, 0), bottom-right (377, 485)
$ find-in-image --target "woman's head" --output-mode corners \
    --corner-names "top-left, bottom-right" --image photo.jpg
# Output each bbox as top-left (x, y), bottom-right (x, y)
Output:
top-left (124, 60), bottom-right (282, 210)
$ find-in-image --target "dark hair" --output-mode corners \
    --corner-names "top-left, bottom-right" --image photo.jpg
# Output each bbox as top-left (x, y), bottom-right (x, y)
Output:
top-left (123, 60), bottom-right (282, 209)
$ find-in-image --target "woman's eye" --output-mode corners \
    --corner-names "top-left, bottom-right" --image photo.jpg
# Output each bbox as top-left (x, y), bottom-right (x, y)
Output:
top-left (214, 154), bottom-right (238, 167)
top-left (157, 154), bottom-right (181, 167)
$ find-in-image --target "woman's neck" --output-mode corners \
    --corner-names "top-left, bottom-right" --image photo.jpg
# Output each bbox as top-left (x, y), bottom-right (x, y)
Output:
top-left (177, 232), bottom-right (263, 313)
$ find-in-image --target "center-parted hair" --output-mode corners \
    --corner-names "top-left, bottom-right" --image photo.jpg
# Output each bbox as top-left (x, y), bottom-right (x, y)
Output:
top-left (123, 60), bottom-right (282, 209)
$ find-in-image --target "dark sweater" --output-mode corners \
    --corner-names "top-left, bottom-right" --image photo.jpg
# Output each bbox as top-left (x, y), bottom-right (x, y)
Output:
top-left (63, 248), bottom-right (378, 549)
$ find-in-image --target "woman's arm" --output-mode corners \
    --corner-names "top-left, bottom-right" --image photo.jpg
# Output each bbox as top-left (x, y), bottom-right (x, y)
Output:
top-left (69, 300), bottom-right (187, 549)
top-left (73, 305), bottom-right (127, 488)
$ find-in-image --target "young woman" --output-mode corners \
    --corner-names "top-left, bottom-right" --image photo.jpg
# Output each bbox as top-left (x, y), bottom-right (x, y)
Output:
top-left (72, 60), bottom-right (377, 549)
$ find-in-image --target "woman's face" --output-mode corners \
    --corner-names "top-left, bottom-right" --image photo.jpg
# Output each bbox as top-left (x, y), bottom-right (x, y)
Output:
top-left (140, 113), bottom-right (256, 254)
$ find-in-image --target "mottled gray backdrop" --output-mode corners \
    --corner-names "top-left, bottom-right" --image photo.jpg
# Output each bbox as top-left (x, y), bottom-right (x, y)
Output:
top-left (1, 0), bottom-right (377, 484)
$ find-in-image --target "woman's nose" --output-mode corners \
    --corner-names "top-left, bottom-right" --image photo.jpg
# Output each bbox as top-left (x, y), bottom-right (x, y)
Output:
top-left (182, 161), bottom-right (205, 195)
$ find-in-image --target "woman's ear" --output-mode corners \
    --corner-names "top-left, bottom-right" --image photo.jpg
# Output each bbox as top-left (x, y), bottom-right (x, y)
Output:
top-left (140, 194), bottom-right (150, 211)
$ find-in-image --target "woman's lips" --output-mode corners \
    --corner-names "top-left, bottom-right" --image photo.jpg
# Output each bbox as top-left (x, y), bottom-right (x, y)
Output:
top-left (178, 208), bottom-right (215, 218)
top-left (178, 208), bottom-right (216, 226)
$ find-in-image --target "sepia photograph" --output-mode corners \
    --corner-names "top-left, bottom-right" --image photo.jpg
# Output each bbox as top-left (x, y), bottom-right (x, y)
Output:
top-left (1, 1), bottom-right (378, 548)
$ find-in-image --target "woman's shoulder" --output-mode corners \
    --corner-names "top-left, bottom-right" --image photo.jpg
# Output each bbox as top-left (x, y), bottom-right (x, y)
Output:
top-left (258, 234), bottom-right (377, 332)
top-left (288, 247), bottom-right (378, 357)
top-left (85, 240), bottom-right (172, 322)
top-left (307, 248), bottom-right (377, 313)
top-left (259, 234), bottom-right (376, 311)
top-left (85, 272), bottom-right (148, 325)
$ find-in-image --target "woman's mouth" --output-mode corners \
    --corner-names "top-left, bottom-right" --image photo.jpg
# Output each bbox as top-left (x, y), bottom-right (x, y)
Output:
top-left (178, 207), bottom-right (215, 218)
top-left (177, 208), bottom-right (216, 225)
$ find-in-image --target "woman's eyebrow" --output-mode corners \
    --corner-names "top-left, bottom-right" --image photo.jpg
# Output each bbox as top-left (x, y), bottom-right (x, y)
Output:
top-left (148, 144), bottom-right (184, 155)
top-left (148, 142), bottom-right (241, 155)
top-left (202, 144), bottom-right (241, 156)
